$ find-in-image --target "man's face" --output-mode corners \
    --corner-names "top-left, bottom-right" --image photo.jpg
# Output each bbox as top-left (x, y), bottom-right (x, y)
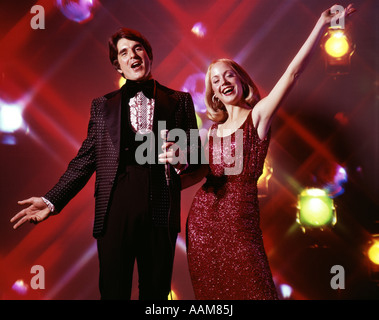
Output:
top-left (116, 38), bottom-right (152, 81)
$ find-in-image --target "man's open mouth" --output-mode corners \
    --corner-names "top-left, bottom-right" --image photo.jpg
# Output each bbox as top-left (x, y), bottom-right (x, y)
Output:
top-left (131, 61), bottom-right (142, 69)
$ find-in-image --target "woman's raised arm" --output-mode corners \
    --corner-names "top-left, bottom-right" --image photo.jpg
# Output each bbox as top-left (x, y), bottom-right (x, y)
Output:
top-left (252, 4), bottom-right (356, 140)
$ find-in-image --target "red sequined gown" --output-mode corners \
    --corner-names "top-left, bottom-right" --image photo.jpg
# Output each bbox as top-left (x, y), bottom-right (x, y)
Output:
top-left (187, 112), bottom-right (278, 300)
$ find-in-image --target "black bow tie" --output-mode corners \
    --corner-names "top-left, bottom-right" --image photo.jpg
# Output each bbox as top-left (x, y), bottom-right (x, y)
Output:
top-left (124, 79), bottom-right (155, 99)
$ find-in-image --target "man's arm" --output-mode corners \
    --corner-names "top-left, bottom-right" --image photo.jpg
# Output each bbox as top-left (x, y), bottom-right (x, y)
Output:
top-left (11, 97), bottom-right (102, 229)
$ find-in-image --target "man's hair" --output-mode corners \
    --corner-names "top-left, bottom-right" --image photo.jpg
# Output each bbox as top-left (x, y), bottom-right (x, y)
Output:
top-left (108, 27), bottom-right (153, 70)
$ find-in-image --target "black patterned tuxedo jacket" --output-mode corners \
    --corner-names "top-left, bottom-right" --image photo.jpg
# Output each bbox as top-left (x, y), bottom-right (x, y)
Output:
top-left (44, 81), bottom-right (199, 238)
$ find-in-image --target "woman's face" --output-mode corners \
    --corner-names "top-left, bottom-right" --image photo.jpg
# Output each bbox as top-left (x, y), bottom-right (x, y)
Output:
top-left (210, 61), bottom-right (244, 107)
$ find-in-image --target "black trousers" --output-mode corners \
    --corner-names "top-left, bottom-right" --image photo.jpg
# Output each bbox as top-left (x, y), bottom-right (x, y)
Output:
top-left (97, 165), bottom-right (177, 300)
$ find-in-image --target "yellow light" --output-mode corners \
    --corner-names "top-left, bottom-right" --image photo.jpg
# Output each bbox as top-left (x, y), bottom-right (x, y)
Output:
top-left (324, 32), bottom-right (350, 58)
top-left (119, 77), bottom-right (126, 88)
top-left (258, 158), bottom-right (273, 192)
top-left (168, 290), bottom-right (178, 300)
top-left (321, 28), bottom-right (354, 75)
top-left (368, 241), bottom-right (379, 265)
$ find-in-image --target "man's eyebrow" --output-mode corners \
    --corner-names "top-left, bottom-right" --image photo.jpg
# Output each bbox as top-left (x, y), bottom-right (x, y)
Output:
top-left (133, 43), bottom-right (143, 50)
top-left (118, 47), bottom-right (127, 55)
top-left (118, 43), bottom-right (142, 55)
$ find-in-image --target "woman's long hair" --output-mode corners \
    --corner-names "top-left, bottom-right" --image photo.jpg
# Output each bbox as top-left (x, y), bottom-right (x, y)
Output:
top-left (205, 58), bottom-right (260, 123)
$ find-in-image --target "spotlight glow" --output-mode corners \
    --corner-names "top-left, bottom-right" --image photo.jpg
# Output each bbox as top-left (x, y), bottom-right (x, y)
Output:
top-left (324, 30), bottom-right (350, 58)
top-left (368, 240), bottom-right (379, 265)
top-left (191, 22), bottom-right (206, 38)
top-left (0, 102), bottom-right (24, 133)
top-left (181, 73), bottom-right (206, 113)
top-left (119, 76), bottom-right (126, 88)
top-left (297, 188), bottom-right (336, 228)
top-left (168, 290), bottom-right (178, 300)
top-left (324, 165), bottom-right (347, 198)
top-left (55, 0), bottom-right (95, 23)
top-left (12, 280), bottom-right (28, 295)
top-left (258, 158), bottom-right (273, 195)
top-left (279, 284), bottom-right (293, 299)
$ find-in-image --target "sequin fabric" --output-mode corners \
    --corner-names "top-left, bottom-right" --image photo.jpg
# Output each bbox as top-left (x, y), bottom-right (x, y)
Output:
top-left (187, 111), bottom-right (278, 300)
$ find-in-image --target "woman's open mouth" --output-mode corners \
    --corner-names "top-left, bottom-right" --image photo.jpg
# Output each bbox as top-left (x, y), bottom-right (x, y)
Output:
top-left (222, 86), bottom-right (234, 96)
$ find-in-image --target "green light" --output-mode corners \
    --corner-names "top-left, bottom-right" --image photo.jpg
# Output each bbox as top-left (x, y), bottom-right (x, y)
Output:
top-left (297, 188), bottom-right (336, 228)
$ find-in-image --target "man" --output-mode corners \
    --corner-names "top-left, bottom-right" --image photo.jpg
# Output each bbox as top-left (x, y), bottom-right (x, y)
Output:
top-left (11, 28), bottom-right (199, 300)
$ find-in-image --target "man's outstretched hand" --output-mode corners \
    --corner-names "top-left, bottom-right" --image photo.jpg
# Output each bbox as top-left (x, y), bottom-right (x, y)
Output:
top-left (11, 197), bottom-right (51, 229)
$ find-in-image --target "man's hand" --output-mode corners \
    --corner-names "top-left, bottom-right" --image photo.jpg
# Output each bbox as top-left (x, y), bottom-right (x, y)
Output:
top-left (11, 197), bottom-right (51, 229)
top-left (158, 142), bottom-right (187, 172)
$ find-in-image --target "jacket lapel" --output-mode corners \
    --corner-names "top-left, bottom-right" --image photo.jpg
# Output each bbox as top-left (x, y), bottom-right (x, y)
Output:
top-left (153, 83), bottom-right (177, 132)
top-left (103, 90), bottom-right (122, 154)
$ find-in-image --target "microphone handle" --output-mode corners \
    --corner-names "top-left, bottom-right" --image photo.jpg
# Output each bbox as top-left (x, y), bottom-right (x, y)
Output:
top-left (165, 163), bottom-right (171, 186)
top-left (161, 129), bottom-right (171, 186)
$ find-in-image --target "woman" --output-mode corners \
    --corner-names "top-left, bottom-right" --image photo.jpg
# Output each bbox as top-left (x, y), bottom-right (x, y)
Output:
top-left (184, 4), bottom-right (356, 300)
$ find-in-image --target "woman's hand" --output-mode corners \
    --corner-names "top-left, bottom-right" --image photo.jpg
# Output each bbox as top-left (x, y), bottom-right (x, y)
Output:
top-left (320, 3), bottom-right (356, 26)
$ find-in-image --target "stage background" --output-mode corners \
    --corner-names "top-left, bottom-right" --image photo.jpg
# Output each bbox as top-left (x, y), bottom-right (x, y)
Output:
top-left (0, 0), bottom-right (378, 300)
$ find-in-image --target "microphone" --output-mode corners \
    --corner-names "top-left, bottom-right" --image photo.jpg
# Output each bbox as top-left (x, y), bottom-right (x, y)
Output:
top-left (160, 129), bottom-right (171, 186)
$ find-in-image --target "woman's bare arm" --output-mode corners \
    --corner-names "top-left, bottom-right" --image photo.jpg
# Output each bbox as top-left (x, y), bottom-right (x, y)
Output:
top-left (252, 4), bottom-right (356, 140)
